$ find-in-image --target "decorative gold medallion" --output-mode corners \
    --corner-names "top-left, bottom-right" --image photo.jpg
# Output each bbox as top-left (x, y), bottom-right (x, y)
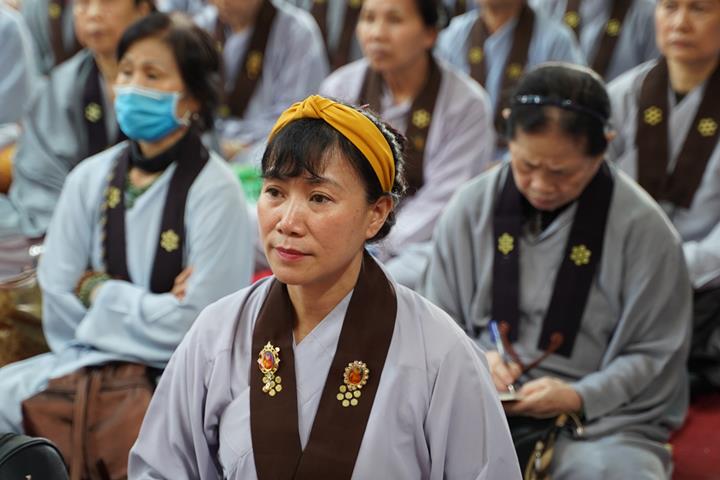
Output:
top-left (412, 109), bottom-right (431, 129)
top-left (697, 118), bottom-right (718, 137)
top-left (606, 19), bottom-right (621, 37)
top-left (48, 2), bottom-right (61, 19)
top-left (337, 361), bottom-right (369, 407)
top-left (313, 0), bottom-right (327, 4)
top-left (246, 51), bottom-right (263, 80)
top-left (570, 244), bottom-right (591, 266)
top-left (498, 233), bottom-right (514, 256)
top-left (643, 106), bottom-right (663, 126)
top-left (349, 0), bottom-right (362, 8)
top-left (506, 63), bottom-right (523, 80)
top-left (258, 342), bottom-right (282, 397)
top-left (218, 104), bottom-right (231, 118)
top-left (160, 229), bottom-right (180, 253)
top-left (468, 47), bottom-right (484, 65)
top-left (106, 186), bottom-right (121, 209)
top-left (563, 11), bottom-right (580, 29)
top-left (412, 135), bottom-right (425, 151)
top-left (84, 102), bottom-right (103, 123)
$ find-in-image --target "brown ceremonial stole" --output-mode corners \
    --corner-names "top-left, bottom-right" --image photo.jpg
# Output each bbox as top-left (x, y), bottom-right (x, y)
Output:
top-left (48, 0), bottom-right (80, 66)
top-left (83, 58), bottom-right (126, 157)
top-left (590, 0), bottom-right (632, 78)
top-left (492, 163), bottom-right (614, 357)
top-left (311, 0), bottom-right (363, 71)
top-left (250, 252), bottom-right (397, 479)
top-left (636, 59), bottom-right (720, 209)
top-left (358, 54), bottom-right (442, 195)
top-left (217, 0), bottom-right (277, 118)
top-left (468, 3), bottom-right (534, 136)
top-left (454, 0), bottom-right (467, 18)
top-left (102, 132), bottom-right (209, 293)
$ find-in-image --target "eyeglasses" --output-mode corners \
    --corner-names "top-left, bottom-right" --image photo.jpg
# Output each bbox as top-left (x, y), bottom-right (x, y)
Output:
top-left (497, 321), bottom-right (564, 374)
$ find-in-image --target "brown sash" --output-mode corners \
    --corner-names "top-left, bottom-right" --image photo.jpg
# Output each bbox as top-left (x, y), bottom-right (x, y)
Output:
top-left (48, 0), bottom-right (80, 67)
top-left (636, 59), bottom-right (720, 209)
top-left (250, 251), bottom-right (397, 479)
top-left (102, 132), bottom-right (209, 293)
top-left (311, 0), bottom-right (363, 71)
top-left (82, 58), bottom-right (125, 158)
top-left (216, 0), bottom-right (277, 118)
top-left (358, 54), bottom-right (442, 195)
top-left (453, 0), bottom-right (467, 18)
top-left (492, 163), bottom-right (614, 357)
top-left (563, 0), bottom-right (632, 78)
top-left (468, 3), bottom-right (534, 136)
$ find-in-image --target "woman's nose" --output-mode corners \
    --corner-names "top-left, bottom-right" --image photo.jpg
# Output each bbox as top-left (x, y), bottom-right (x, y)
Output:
top-left (275, 199), bottom-right (306, 237)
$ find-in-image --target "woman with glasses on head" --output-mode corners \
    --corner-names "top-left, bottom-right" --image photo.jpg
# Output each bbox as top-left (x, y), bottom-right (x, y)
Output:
top-left (0, 0), bottom-right (153, 240)
top-left (421, 63), bottom-right (691, 479)
top-left (129, 94), bottom-right (521, 479)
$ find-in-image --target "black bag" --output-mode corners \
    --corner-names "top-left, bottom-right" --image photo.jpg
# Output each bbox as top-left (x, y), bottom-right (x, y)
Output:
top-left (0, 433), bottom-right (69, 479)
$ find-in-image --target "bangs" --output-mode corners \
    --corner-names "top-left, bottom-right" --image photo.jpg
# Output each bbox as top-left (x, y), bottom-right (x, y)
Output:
top-left (262, 118), bottom-right (344, 181)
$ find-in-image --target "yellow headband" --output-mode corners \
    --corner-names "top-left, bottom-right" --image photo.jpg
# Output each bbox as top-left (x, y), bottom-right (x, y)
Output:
top-left (268, 95), bottom-right (395, 193)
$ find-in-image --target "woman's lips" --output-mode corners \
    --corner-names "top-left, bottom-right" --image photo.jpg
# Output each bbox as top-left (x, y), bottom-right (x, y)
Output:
top-left (275, 246), bottom-right (307, 261)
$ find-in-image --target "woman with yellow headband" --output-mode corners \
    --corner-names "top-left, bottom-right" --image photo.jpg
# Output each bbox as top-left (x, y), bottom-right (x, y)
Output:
top-left (129, 95), bottom-right (521, 479)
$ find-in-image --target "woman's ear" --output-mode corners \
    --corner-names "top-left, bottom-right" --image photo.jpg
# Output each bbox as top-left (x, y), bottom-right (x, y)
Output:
top-left (365, 195), bottom-right (393, 240)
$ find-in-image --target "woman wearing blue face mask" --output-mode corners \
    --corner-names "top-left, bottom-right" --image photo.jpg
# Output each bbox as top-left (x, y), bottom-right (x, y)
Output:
top-left (0, 13), bottom-right (254, 471)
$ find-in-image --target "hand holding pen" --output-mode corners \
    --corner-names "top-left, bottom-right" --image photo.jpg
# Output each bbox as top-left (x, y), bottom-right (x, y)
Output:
top-left (487, 320), bottom-right (522, 396)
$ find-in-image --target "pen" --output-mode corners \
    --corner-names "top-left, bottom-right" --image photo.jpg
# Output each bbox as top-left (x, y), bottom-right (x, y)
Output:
top-left (489, 320), bottom-right (517, 395)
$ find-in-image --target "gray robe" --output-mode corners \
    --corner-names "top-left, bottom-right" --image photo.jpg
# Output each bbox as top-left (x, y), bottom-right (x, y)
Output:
top-left (320, 57), bottom-right (495, 288)
top-left (129, 268), bottom-right (522, 479)
top-left (0, 142), bottom-right (254, 432)
top-left (0, 4), bottom-right (39, 126)
top-left (0, 49), bottom-right (116, 239)
top-left (21, 0), bottom-right (76, 75)
top-left (420, 162), bottom-right (691, 479)
top-left (529, 0), bottom-right (658, 82)
top-left (434, 7), bottom-right (585, 113)
top-left (608, 59), bottom-right (720, 290)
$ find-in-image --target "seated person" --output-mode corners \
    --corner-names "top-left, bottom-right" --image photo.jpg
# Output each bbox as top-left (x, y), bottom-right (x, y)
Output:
top-left (0, 11), bottom-right (253, 433)
top-left (435, 0), bottom-right (584, 137)
top-left (530, 0), bottom-right (658, 82)
top-left (194, 0), bottom-right (328, 163)
top-left (0, 3), bottom-right (38, 193)
top-left (420, 64), bottom-right (691, 479)
top-left (20, 0), bottom-right (81, 74)
top-left (321, 0), bottom-right (495, 288)
top-left (607, 0), bottom-right (720, 389)
top-left (129, 94), bottom-right (522, 479)
top-left (0, 0), bottom-right (153, 239)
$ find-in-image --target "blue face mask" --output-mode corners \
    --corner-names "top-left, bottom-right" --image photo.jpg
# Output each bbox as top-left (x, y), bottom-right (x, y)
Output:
top-left (114, 85), bottom-right (190, 142)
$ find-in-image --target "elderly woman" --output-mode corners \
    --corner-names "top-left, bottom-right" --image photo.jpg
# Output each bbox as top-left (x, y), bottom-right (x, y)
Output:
top-left (129, 95), bottom-right (521, 479)
top-left (607, 0), bottom-right (720, 390)
top-left (420, 64), bottom-right (691, 479)
top-left (0, 0), bottom-right (153, 239)
top-left (320, 0), bottom-right (495, 288)
top-left (0, 9), bottom-right (251, 447)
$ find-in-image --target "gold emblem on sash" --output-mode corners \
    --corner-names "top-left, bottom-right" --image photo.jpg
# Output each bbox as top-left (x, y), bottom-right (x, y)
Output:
top-left (160, 230), bottom-right (180, 253)
top-left (412, 135), bottom-right (425, 151)
top-left (85, 103), bottom-right (103, 123)
top-left (506, 63), bottom-right (523, 80)
top-left (563, 11), bottom-right (580, 29)
top-left (468, 47), bottom-right (484, 65)
top-left (412, 109), bottom-right (431, 129)
top-left (48, 2), bottom-right (61, 19)
top-left (314, 0), bottom-right (327, 4)
top-left (246, 51), bottom-right (263, 80)
top-left (215, 40), bottom-right (223, 53)
top-left (606, 19), bottom-right (621, 37)
top-left (643, 106), bottom-right (663, 126)
top-left (218, 105), bottom-right (231, 118)
top-left (570, 245), bottom-right (591, 266)
top-left (698, 118), bottom-right (718, 137)
top-left (498, 233), bottom-right (514, 256)
top-left (106, 186), bottom-right (121, 209)
top-left (336, 361), bottom-right (369, 407)
top-left (258, 342), bottom-right (282, 397)
top-left (349, 0), bottom-right (362, 8)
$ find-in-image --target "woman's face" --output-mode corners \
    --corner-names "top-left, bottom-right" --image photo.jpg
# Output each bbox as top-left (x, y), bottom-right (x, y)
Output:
top-left (73, 0), bottom-right (149, 58)
top-left (258, 151), bottom-right (391, 290)
top-left (356, 0), bottom-right (437, 75)
top-left (115, 36), bottom-right (199, 119)
top-left (656, 0), bottom-right (720, 66)
top-left (508, 119), bottom-right (604, 212)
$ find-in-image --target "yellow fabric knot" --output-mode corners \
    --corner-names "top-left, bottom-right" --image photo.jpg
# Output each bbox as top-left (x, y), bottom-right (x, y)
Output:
top-left (269, 95), bottom-right (395, 193)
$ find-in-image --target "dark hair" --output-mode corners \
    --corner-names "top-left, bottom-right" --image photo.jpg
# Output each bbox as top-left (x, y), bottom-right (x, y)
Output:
top-left (506, 63), bottom-right (612, 156)
top-left (261, 106), bottom-right (407, 243)
top-left (416, 0), bottom-right (449, 29)
top-left (117, 12), bottom-right (221, 131)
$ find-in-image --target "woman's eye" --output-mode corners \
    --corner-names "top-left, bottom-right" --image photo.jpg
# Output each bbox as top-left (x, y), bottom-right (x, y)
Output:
top-left (310, 194), bottom-right (330, 204)
top-left (264, 187), bottom-right (281, 197)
